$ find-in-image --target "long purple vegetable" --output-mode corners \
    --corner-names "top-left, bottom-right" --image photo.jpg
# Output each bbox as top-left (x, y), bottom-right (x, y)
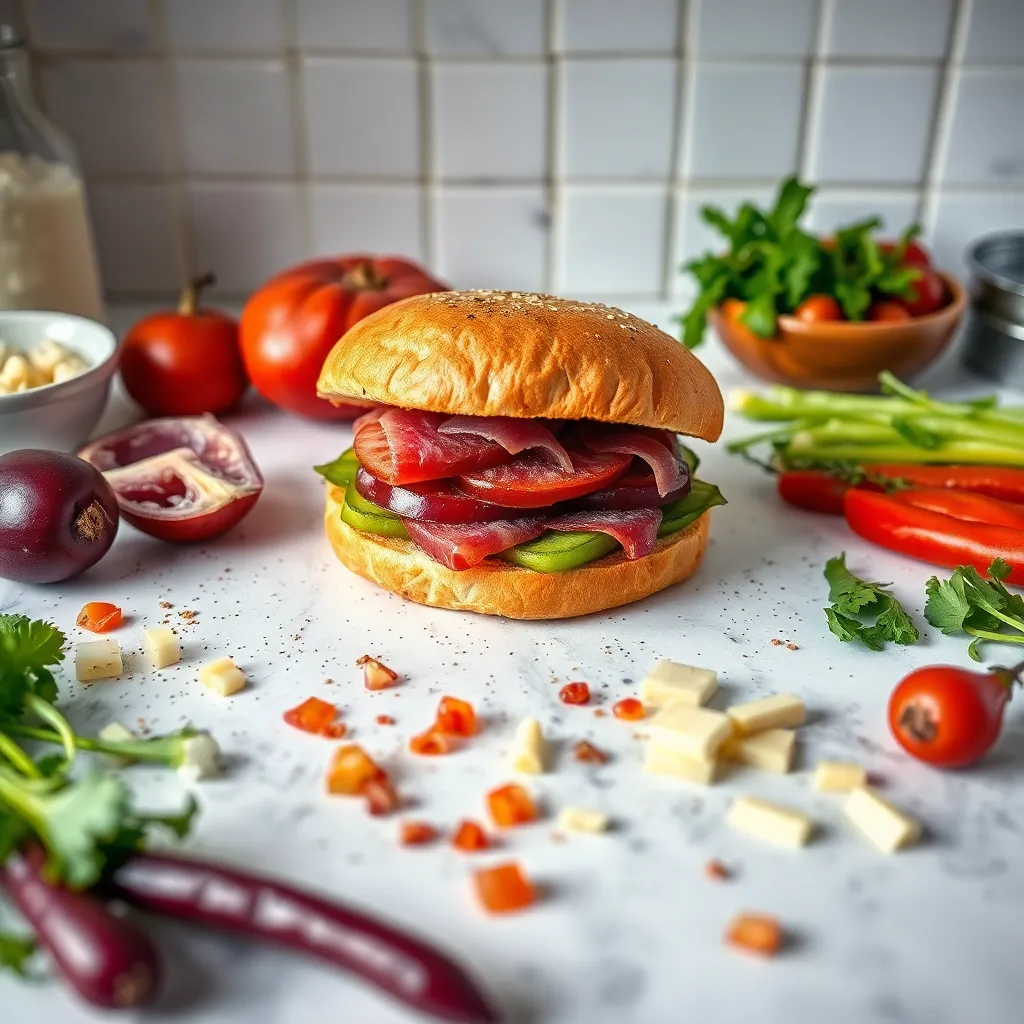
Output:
top-left (108, 852), bottom-right (498, 1024)
top-left (1, 846), bottom-right (160, 1009)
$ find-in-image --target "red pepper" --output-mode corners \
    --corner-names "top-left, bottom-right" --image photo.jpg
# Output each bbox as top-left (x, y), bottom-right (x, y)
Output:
top-left (869, 464), bottom-right (1024, 504)
top-left (844, 489), bottom-right (1024, 585)
top-left (777, 470), bottom-right (856, 515)
top-left (888, 487), bottom-right (1024, 531)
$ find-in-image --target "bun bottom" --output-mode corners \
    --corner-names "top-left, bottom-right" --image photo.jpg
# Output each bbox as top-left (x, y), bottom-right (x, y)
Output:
top-left (324, 485), bottom-right (711, 619)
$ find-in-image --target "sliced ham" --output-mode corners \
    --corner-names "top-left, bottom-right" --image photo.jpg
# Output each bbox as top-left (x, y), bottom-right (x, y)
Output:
top-left (404, 516), bottom-right (547, 570)
top-left (354, 409), bottom-right (509, 485)
top-left (580, 426), bottom-right (683, 497)
top-left (546, 509), bottom-right (662, 560)
top-left (353, 406), bottom-right (389, 434)
top-left (437, 415), bottom-right (572, 471)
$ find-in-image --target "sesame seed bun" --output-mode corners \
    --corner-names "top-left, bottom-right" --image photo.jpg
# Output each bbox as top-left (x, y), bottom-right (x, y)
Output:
top-left (317, 290), bottom-right (724, 440)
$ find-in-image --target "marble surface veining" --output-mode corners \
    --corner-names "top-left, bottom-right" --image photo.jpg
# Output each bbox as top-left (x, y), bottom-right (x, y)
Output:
top-left (1, 309), bottom-right (1023, 1024)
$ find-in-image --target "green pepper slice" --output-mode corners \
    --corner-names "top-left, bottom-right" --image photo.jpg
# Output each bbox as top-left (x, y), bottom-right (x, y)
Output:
top-left (340, 481), bottom-right (409, 539)
top-left (501, 530), bottom-right (619, 573)
top-left (315, 447), bottom-right (360, 488)
top-left (658, 480), bottom-right (727, 537)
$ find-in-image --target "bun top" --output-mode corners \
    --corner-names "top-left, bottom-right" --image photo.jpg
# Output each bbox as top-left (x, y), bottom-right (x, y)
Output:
top-left (317, 290), bottom-right (724, 440)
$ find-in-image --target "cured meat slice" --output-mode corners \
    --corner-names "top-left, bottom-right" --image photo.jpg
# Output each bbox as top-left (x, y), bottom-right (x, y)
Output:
top-left (354, 409), bottom-right (508, 485)
top-left (355, 468), bottom-right (520, 523)
top-left (404, 517), bottom-right (547, 570)
top-left (437, 416), bottom-right (572, 471)
top-left (546, 509), bottom-right (662, 560)
top-left (581, 426), bottom-right (683, 497)
top-left (352, 405), bottom-right (389, 434)
top-left (458, 447), bottom-right (631, 508)
top-left (573, 459), bottom-right (690, 510)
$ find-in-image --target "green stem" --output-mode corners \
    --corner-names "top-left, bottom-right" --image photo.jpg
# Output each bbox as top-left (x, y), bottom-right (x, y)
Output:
top-left (0, 734), bottom-right (42, 779)
top-left (4, 724), bottom-right (180, 766)
top-left (24, 694), bottom-right (76, 764)
top-left (965, 628), bottom-right (1024, 646)
top-left (782, 440), bottom-right (1024, 466)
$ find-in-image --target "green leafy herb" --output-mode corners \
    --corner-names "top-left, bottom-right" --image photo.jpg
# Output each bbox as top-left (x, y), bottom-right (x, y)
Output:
top-left (314, 447), bottom-right (360, 488)
top-left (924, 559), bottom-right (1024, 661)
top-left (823, 553), bottom-right (920, 651)
top-left (678, 177), bottom-right (922, 348)
top-left (0, 929), bottom-right (35, 977)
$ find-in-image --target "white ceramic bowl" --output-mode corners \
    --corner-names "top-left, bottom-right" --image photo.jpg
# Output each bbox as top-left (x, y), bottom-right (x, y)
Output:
top-left (0, 311), bottom-right (119, 456)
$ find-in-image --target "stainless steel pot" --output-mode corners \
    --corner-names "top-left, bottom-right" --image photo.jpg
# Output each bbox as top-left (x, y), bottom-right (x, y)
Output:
top-left (962, 231), bottom-right (1024, 389)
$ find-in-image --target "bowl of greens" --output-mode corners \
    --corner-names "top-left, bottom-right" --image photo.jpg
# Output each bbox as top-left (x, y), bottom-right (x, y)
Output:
top-left (681, 178), bottom-right (965, 392)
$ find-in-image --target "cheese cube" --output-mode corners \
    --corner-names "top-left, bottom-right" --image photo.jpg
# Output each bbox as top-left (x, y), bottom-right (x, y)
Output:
top-left (814, 760), bottom-right (867, 793)
top-left (143, 626), bottom-right (180, 669)
top-left (558, 807), bottom-right (609, 833)
top-left (640, 659), bottom-right (717, 707)
top-left (727, 693), bottom-right (805, 735)
top-left (728, 796), bottom-right (813, 848)
top-left (199, 656), bottom-right (245, 696)
top-left (511, 718), bottom-right (546, 774)
top-left (722, 728), bottom-right (796, 774)
top-left (98, 721), bottom-right (135, 744)
top-left (75, 639), bottom-right (123, 682)
top-left (844, 786), bottom-right (920, 854)
top-left (644, 742), bottom-right (718, 784)
top-left (648, 703), bottom-right (732, 760)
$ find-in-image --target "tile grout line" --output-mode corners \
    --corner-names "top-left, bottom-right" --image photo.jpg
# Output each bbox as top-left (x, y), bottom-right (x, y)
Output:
top-left (280, 0), bottom-right (313, 259)
top-left (413, 0), bottom-right (437, 270)
top-left (797, 0), bottom-right (831, 183)
top-left (658, 0), bottom-right (689, 301)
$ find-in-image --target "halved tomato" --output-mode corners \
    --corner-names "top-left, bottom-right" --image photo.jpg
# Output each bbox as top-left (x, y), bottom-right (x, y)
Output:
top-left (458, 447), bottom-right (631, 507)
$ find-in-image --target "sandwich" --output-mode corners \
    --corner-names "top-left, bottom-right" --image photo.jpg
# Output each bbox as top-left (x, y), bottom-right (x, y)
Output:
top-left (314, 290), bottom-right (725, 619)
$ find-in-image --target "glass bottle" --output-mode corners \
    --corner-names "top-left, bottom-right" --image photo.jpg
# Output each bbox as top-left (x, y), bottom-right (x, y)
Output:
top-left (0, 22), bottom-right (105, 321)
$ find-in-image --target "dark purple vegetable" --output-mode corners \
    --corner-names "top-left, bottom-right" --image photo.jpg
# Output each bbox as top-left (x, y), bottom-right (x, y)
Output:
top-left (109, 853), bottom-right (498, 1024)
top-left (0, 450), bottom-right (118, 583)
top-left (1, 847), bottom-right (160, 1008)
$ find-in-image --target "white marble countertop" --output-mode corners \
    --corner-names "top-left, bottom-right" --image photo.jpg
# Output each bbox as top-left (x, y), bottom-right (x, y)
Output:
top-left (2, 306), bottom-right (1023, 1024)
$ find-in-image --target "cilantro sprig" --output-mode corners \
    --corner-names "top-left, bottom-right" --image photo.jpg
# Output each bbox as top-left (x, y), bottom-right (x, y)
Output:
top-left (925, 559), bottom-right (1024, 662)
top-left (823, 553), bottom-right (921, 651)
top-left (0, 930), bottom-right (35, 977)
top-left (679, 177), bottom-right (922, 348)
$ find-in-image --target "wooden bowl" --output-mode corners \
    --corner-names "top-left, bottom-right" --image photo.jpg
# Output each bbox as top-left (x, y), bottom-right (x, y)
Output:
top-left (709, 273), bottom-right (966, 392)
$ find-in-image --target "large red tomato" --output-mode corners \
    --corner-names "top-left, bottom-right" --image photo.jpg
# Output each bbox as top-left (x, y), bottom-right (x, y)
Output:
top-left (239, 256), bottom-right (448, 420)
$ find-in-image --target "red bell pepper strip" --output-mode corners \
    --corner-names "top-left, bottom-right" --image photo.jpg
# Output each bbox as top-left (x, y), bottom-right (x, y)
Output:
top-left (868, 464), bottom-right (1024, 504)
top-left (887, 488), bottom-right (1024, 531)
top-left (777, 470), bottom-right (857, 515)
top-left (844, 489), bottom-right (1024, 585)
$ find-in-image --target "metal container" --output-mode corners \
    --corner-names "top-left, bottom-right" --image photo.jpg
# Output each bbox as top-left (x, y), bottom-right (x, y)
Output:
top-left (962, 231), bottom-right (1024, 389)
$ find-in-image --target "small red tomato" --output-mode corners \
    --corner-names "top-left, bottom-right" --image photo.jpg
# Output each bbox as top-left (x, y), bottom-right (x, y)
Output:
top-left (612, 697), bottom-right (644, 721)
top-left (900, 268), bottom-right (947, 317)
top-left (881, 240), bottom-right (931, 269)
top-left (793, 294), bottom-right (843, 323)
top-left (868, 300), bottom-right (912, 323)
top-left (121, 273), bottom-right (247, 417)
top-left (559, 682), bottom-right (590, 705)
top-left (888, 662), bottom-right (1021, 768)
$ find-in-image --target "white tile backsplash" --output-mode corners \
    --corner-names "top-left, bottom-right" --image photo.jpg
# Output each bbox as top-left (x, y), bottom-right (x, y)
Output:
top-left (188, 183), bottom-right (306, 292)
top-left (434, 63), bottom-right (548, 180)
top-left (560, 188), bottom-right (667, 294)
top-left (562, 59), bottom-right (677, 179)
top-left (928, 193), bottom-right (1024, 278)
top-left (41, 59), bottom-right (170, 175)
top-left (694, 0), bottom-right (818, 58)
top-left (558, 0), bottom-right (679, 54)
top-left (311, 185), bottom-right (425, 261)
top-left (88, 183), bottom-right (182, 292)
top-left (24, 0), bottom-right (1024, 300)
top-left (941, 70), bottom-right (1024, 185)
top-left (425, 0), bottom-right (546, 57)
top-left (27, 0), bottom-right (154, 52)
top-left (811, 67), bottom-right (939, 184)
top-left (302, 58), bottom-right (420, 177)
top-left (296, 0), bottom-right (414, 53)
top-left (175, 60), bottom-right (294, 175)
top-left (164, 0), bottom-right (286, 53)
top-left (436, 187), bottom-right (548, 291)
top-left (827, 0), bottom-right (955, 59)
top-left (687, 63), bottom-right (805, 180)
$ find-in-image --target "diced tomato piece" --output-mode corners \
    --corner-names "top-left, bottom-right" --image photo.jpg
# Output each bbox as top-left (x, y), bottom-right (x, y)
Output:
top-left (726, 913), bottom-right (784, 957)
top-left (452, 819), bottom-right (489, 852)
top-left (326, 744), bottom-right (387, 796)
top-left (573, 739), bottom-right (608, 764)
top-left (409, 727), bottom-right (454, 756)
top-left (399, 821), bottom-right (439, 846)
top-left (376, 714), bottom-right (395, 726)
top-left (559, 682), bottom-right (591, 705)
top-left (486, 784), bottom-right (538, 828)
top-left (357, 655), bottom-right (398, 690)
top-left (612, 698), bottom-right (644, 721)
top-left (321, 722), bottom-right (348, 739)
top-left (364, 777), bottom-right (401, 816)
top-left (705, 859), bottom-right (731, 881)
top-left (76, 602), bottom-right (122, 633)
top-left (283, 696), bottom-right (339, 735)
top-left (435, 696), bottom-right (477, 736)
top-left (473, 862), bottom-right (536, 914)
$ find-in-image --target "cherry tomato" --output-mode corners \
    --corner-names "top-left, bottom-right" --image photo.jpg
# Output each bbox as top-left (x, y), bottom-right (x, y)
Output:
top-left (881, 240), bottom-right (931, 269)
top-left (721, 298), bottom-right (747, 322)
top-left (868, 300), bottom-right (912, 323)
top-left (121, 274), bottom-right (247, 417)
top-left (793, 294), bottom-right (843, 323)
top-left (888, 662), bottom-right (1022, 768)
top-left (900, 268), bottom-right (947, 317)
